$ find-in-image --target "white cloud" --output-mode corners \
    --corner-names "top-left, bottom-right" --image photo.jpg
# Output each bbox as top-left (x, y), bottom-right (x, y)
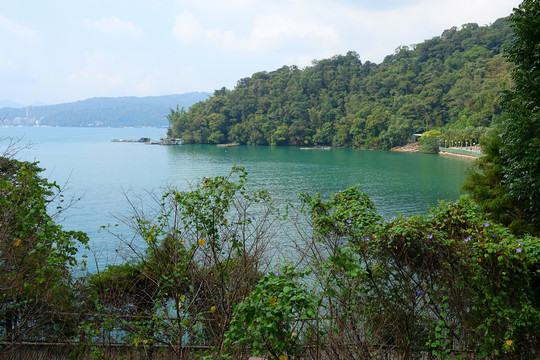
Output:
top-left (0, 56), bottom-right (12, 70)
top-left (174, 0), bottom-right (259, 16)
top-left (67, 51), bottom-right (199, 99)
top-left (0, 14), bottom-right (37, 39)
top-left (310, 0), bottom-right (520, 62)
top-left (88, 16), bottom-right (143, 36)
top-left (245, 13), bottom-right (338, 52)
top-left (70, 52), bottom-right (132, 88)
top-left (1, 0), bottom-right (521, 104)
top-left (172, 4), bottom-right (338, 55)
top-left (172, 12), bottom-right (202, 44)
top-left (0, 15), bottom-right (41, 90)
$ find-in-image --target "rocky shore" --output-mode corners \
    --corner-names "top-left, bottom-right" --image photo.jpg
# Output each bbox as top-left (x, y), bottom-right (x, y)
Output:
top-left (390, 143), bottom-right (419, 152)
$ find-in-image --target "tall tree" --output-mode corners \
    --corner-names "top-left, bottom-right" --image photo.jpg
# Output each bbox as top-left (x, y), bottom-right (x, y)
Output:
top-left (464, 0), bottom-right (540, 233)
top-left (500, 0), bottom-right (540, 226)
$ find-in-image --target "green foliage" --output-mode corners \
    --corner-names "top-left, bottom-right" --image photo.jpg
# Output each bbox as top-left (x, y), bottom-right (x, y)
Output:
top-left (300, 187), bottom-right (540, 358)
top-left (464, 1), bottom-right (540, 234)
top-left (3, 153), bottom-right (539, 359)
top-left (462, 127), bottom-right (535, 234)
top-left (441, 126), bottom-right (487, 148)
top-left (499, 0), bottom-right (540, 226)
top-left (0, 156), bottom-right (89, 345)
top-left (169, 20), bottom-right (513, 149)
top-left (222, 266), bottom-right (319, 360)
top-left (83, 167), bottom-right (278, 357)
top-left (419, 129), bottom-right (443, 153)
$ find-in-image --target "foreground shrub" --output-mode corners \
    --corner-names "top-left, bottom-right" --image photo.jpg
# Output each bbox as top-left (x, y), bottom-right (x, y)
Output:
top-left (300, 188), bottom-right (540, 359)
top-left (81, 167), bottom-right (279, 358)
top-left (222, 265), bottom-right (319, 360)
top-left (0, 156), bottom-right (88, 349)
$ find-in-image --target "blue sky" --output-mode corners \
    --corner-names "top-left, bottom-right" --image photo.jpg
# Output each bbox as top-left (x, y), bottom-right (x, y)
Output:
top-left (0, 0), bottom-right (521, 105)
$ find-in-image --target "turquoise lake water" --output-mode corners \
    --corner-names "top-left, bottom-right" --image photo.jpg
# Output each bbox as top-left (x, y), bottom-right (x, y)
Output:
top-left (2, 127), bottom-right (473, 269)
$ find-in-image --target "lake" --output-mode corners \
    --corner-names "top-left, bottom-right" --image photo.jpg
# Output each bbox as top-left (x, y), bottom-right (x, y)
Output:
top-left (2, 127), bottom-right (472, 269)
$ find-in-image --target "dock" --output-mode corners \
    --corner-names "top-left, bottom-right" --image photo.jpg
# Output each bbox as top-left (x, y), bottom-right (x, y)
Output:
top-left (111, 137), bottom-right (183, 145)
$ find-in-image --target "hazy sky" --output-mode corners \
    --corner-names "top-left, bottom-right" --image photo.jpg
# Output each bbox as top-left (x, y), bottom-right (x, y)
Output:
top-left (1, 0), bottom-right (521, 105)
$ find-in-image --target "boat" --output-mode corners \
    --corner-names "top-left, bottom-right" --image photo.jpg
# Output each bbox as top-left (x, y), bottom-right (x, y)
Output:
top-left (149, 138), bottom-right (184, 145)
top-left (112, 137), bottom-right (183, 145)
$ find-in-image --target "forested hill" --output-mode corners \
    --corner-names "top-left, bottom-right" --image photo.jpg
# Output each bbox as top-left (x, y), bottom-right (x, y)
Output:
top-left (168, 18), bottom-right (513, 149)
top-left (1, 93), bottom-right (209, 128)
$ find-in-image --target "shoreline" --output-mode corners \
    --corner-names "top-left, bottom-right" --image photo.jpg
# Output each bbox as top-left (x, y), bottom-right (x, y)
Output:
top-left (390, 143), bottom-right (420, 153)
top-left (391, 143), bottom-right (480, 160)
top-left (438, 150), bottom-right (480, 160)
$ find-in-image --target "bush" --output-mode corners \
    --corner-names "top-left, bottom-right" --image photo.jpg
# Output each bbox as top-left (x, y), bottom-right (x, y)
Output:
top-left (419, 129), bottom-right (443, 153)
top-left (82, 167), bottom-right (279, 357)
top-left (0, 155), bottom-right (89, 347)
top-left (222, 266), bottom-right (319, 360)
top-left (299, 187), bottom-right (540, 358)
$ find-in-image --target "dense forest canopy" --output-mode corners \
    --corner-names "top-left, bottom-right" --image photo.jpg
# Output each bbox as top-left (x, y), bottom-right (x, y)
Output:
top-left (168, 18), bottom-right (513, 149)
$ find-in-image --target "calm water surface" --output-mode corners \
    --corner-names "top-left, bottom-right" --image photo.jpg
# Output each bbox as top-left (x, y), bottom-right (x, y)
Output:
top-left (2, 127), bottom-right (472, 268)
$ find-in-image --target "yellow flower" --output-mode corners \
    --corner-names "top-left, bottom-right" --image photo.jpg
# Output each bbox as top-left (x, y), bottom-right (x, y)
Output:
top-left (269, 296), bottom-right (277, 306)
top-left (13, 238), bottom-right (21, 247)
top-left (142, 339), bottom-right (148, 345)
top-left (506, 339), bottom-right (513, 346)
top-left (210, 306), bottom-right (216, 312)
top-left (181, 238), bottom-right (186, 242)
top-left (198, 239), bottom-right (205, 246)
top-left (279, 356), bottom-right (287, 360)
top-left (290, 332), bottom-right (296, 339)
top-left (477, 258), bottom-right (482, 262)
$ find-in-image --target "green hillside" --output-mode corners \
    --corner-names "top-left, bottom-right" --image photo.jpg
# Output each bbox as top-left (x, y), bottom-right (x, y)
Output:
top-left (1, 93), bottom-right (209, 128)
top-left (168, 18), bottom-right (513, 149)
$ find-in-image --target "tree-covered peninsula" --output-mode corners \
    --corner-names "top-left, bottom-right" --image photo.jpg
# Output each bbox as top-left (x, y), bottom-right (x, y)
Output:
top-left (167, 18), bottom-right (513, 149)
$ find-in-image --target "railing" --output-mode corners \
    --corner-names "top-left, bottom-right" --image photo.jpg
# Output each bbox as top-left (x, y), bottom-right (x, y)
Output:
top-left (0, 312), bottom-right (481, 360)
top-left (438, 146), bottom-right (483, 157)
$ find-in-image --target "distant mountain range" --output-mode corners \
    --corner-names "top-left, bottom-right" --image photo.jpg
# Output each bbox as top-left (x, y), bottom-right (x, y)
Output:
top-left (0, 93), bottom-right (210, 128)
